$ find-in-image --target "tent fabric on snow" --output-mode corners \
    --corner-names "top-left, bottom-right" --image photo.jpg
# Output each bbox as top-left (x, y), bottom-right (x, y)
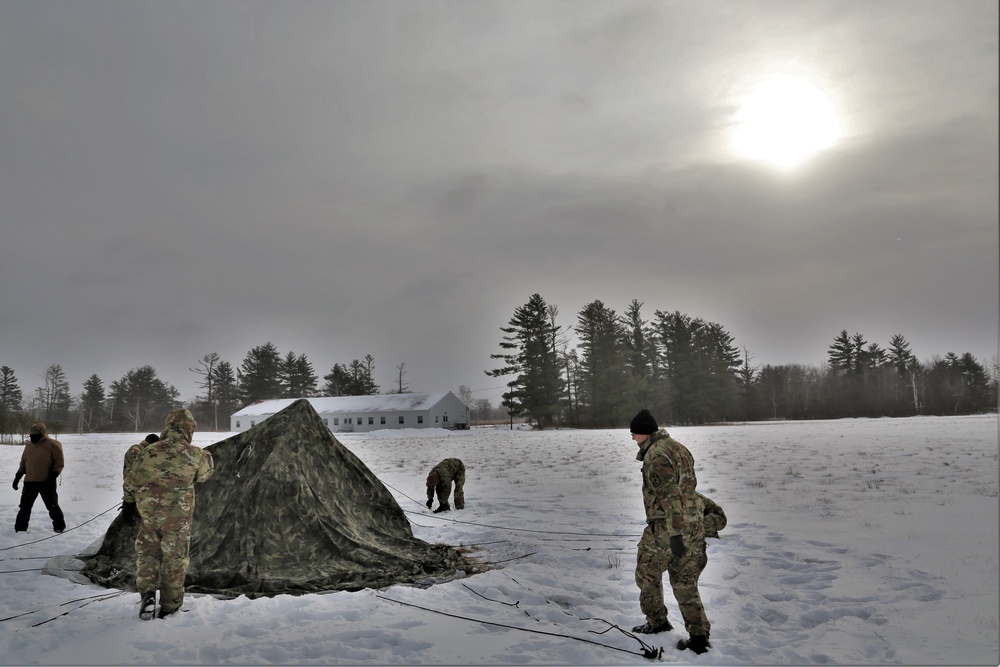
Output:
top-left (80, 398), bottom-right (472, 597)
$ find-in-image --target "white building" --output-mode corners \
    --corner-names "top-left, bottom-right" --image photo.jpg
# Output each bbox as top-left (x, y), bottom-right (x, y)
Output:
top-left (229, 392), bottom-right (470, 434)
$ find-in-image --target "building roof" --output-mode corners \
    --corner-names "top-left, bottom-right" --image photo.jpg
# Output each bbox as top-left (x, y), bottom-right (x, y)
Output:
top-left (232, 392), bottom-right (458, 417)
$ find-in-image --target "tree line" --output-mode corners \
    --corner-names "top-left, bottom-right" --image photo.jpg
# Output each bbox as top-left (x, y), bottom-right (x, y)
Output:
top-left (0, 343), bottom-right (414, 437)
top-left (487, 293), bottom-right (998, 429)
top-left (2, 300), bottom-right (995, 437)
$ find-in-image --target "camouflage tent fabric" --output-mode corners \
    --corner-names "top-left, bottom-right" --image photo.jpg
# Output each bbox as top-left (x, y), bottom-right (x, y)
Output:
top-left (81, 399), bottom-right (472, 598)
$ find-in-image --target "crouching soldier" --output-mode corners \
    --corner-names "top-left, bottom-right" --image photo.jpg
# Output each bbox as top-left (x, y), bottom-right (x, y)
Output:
top-left (425, 458), bottom-right (465, 514)
top-left (699, 493), bottom-right (727, 539)
top-left (125, 409), bottom-right (213, 620)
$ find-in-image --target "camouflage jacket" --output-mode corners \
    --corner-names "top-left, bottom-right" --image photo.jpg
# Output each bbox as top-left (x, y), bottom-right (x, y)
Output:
top-left (636, 429), bottom-right (703, 538)
top-left (121, 441), bottom-right (150, 503)
top-left (124, 427), bottom-right (214, 517)
top-left (699, 492), bottom-right (727, 538)
top-left (427, 458), bottom-right (464, 486)
top-left (17, 432), bottom-right (65, 483)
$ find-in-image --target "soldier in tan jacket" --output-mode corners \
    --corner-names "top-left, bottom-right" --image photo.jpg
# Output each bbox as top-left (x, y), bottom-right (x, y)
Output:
top-left (12, 422), bottom-right (66, 533)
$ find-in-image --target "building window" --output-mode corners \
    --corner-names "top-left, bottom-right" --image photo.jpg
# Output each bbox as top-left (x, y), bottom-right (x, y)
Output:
top-left (443, 416), bottom-right (449, 422)
top-left (380, 416), bottom-right (386, 424)
top-left (418, 415), bottom-right (423, 424)
top-left (357, 417), bottom-right (362, 425)
top-left (368, 417), bottom-right (374, 425)
top-left (399, 415), bottom-right (405, 424)
top-left (236, 421), bottom-right (241, 429)
top-left (334, 418), bottom-right (339, 425)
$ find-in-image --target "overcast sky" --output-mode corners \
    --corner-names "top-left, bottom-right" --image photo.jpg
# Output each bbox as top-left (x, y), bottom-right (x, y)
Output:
top-left (2, 0), bottom-right (997, 405)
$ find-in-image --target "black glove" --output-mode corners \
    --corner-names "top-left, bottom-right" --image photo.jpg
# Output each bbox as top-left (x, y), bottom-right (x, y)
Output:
top-left (121, 501), bottom-right (140, 524)
top-left (48, 471), bottom-right (59, 484)
top-left (669, 534), bottom-right (687, 558)
top-left (13, 472), bottom-right (23, 490)
top-left (425, 499), bottom-right (433, 509)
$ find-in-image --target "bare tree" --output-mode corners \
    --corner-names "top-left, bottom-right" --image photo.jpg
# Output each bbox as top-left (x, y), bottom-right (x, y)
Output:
top-left (191, 353), bottom-right (221, 430)
top-left (389, 362), bottom-right (411, 394)
top-left (457, 385), bottom-right (473, 406)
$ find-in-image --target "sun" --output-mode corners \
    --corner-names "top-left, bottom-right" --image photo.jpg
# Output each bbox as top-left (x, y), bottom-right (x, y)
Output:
top-left (731, 73), bottom-right (842, 170)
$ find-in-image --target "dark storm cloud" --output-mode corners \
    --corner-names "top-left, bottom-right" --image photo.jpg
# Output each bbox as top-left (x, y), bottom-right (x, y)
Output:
top-left (1, 0), bottom-right (996, 401)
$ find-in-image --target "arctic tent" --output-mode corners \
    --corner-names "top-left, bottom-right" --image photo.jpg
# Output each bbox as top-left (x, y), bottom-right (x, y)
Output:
top-left (79, 399), bottom-right (473, 597)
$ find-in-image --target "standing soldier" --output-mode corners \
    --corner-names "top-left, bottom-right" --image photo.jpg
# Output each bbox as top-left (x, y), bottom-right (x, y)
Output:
top-left (12, 422), bottom-right (66, 534)
top-left (125, 409), bottom-right (214, 620)
top-left (628, 409), bottom-right (712, 655)
top-left (425, 458), bottom-right (465, 514)
top-left (120, 433), bottom-right (159, 526)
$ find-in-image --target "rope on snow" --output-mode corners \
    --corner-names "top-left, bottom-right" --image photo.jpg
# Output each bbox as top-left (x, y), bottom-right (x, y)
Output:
top-left (0, 503), bottom-right (119, 552)
top-left (375, 594), bottom-right (663, 660)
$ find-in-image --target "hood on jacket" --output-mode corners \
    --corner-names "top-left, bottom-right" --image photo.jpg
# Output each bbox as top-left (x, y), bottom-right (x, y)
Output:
top-left (161, 409), bottom-right (197, 443)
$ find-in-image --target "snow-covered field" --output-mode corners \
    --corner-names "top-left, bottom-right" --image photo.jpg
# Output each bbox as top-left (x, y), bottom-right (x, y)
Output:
top-left (1, 414), bottom-right (997, 665)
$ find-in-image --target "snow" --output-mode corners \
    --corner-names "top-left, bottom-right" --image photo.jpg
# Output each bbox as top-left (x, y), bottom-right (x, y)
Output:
top-left (1, 414), bottom-right (997, 665)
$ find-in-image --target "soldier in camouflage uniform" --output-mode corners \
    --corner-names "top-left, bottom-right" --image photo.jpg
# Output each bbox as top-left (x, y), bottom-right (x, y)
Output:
top-left (124, 409), bottom-right (214, 619)
top-left (699, 492), bottom-right (727, 539)
top-left (629, 409), bottom-right (712, 655)
top-left (425, 458), bottom-right (465, 513)
top-left (120, 433), bottom-right (159, 526)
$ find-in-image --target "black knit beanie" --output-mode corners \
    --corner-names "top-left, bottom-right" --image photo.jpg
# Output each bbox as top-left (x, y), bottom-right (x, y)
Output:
top-left (629, 409), bottom-right (658, 435)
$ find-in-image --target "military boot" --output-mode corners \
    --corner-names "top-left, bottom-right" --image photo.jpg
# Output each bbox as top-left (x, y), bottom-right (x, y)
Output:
top-left (433, 504), bottom-right (451, 513)
top-left (677, 634), bottom-right (711, 654)
top-left (157, 586), bottom-right (184, 618)
top-left (632, 618), bottom-right (673, 634)
top-left (139, 592), bottom-right (156, 621)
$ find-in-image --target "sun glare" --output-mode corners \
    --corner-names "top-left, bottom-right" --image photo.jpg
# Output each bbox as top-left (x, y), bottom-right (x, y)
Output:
top-left (731, 73), bottom-right (842, 170)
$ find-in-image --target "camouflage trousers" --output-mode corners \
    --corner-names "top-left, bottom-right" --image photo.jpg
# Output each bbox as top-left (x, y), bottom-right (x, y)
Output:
top-left (434, 468), bottom-right (465, 509)
top-left (135, 511), bottom-right (194, 615)
top-left (635, 520), bottom-right (710, 636)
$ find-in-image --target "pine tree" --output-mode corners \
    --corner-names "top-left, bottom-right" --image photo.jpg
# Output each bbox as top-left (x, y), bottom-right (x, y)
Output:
top-left (0, 366), bottom-right (24, 437)
top-left (827, 330), bottom-right (854, 376)
top-left (487, 294), bottom-right (566, 429)
top-left (323, 364), bottom-right (353, 396)
top-left (887, 334), bottom-right (915, 375)
top-left (239, 343), bottom-right (284, 403)
top-left (79, 374), bottom-right (105, 432)
top-left (109, 366), bottom-right (179, 432)
top-left (652, 312), bottom-right (739, 424)
top-left (575, 300), bottom-right (628, 427)
top-left (359, 354), bottom-right (379, 395)
top-left (280, 352), bottom-right (318, 398)
top-left (0, 366), bottom-right (23, 413)
top-left (621, 300), bottom-right (657, 415)
top-left (211, 361), bottom-right (240, 427)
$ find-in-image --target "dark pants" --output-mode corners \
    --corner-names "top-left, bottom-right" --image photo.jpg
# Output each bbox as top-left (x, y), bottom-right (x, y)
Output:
top-left (15, 481), bottom-right (65, 532)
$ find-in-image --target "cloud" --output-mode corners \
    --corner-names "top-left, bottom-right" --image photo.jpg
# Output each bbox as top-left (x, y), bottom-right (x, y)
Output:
top-left (1, 1), bottom-right (996, 401)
